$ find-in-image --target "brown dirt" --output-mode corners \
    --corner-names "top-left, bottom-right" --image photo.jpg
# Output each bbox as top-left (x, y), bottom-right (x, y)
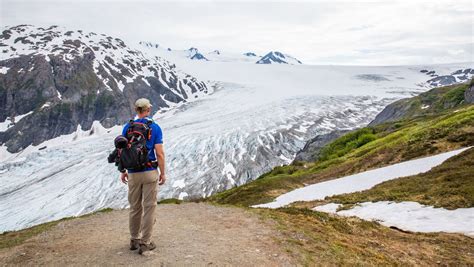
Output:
top-left (0, 203), bottom-right (295, 266)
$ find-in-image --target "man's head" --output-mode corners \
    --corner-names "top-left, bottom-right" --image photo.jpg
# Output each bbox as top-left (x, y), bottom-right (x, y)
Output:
top-left (134, 98), bottom-right (152, 116)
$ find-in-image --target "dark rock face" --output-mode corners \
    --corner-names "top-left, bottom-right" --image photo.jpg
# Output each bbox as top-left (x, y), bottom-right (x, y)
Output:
top-left (368, 98), bottom-right (413, 126)
top-left (421, 68), bottom-right (474, 87)
top-left (0, 25), bottom-right (209, 153)
top-left (243, 52), bottom-right (257, 57)
top-left (190, 53), bottom-right (208, 61)
top-left (466, 79), bottom-right (474, 104)
top-left (293, 130), bottom-right (350, 162)
top-left (426, 75), bottom-right (456, 87)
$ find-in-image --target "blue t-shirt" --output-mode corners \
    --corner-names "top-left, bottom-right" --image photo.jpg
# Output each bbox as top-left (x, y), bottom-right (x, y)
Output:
top-left (122, 117), bottom-right (163, 173)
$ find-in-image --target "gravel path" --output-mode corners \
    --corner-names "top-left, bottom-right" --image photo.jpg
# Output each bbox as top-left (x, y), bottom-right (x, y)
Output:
top-left (0, 203), bottom-right (295, 266)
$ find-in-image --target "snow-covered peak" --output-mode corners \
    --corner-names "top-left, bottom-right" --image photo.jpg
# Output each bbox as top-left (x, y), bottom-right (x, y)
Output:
top-left (256, 51), bottom-right (302, 65)
top-left (137, 41), bottom-right (262, 63)
top-left (243, 52), bottom-right (258, 57)
top-left (0, 24), bottom-right (210, 153)
top-left (0, 24), bottom-right (207, 94)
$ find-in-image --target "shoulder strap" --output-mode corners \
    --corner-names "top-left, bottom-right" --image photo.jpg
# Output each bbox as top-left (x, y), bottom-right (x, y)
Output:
top-left (127, 119), bottom-right (135, 134)
top-left (145, 119), bottom-right (153, 140)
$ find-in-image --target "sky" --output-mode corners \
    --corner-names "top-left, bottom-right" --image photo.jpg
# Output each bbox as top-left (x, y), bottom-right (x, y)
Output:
top-left (1, 0), bottom-right (473, 65)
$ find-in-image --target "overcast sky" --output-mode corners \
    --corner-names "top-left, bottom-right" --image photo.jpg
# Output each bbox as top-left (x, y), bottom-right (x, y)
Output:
top-left (1, 0), bottom-right (473, 65)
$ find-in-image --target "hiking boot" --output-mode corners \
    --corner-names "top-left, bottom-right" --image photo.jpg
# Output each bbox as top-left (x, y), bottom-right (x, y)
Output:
top-left (138, 241), bottom-right (156, 255)
top-left (130, 239), bottom-right (140, 250)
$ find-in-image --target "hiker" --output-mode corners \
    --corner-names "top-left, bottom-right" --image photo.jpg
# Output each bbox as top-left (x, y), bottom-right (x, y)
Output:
top-left (119, 98), bottom-right (166, 254)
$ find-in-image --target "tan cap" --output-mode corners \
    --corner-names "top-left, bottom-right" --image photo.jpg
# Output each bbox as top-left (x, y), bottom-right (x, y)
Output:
top-left (134, 98), bottom-right (152, 109)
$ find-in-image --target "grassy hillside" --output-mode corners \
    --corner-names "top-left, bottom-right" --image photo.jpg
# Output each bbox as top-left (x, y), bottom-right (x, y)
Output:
top-left (369, 82), bottom-right (471, 125)
top-left (209, 81), bottom-right (474, 207)
top-left (323, 147), bottom-right (474, 210)
top-left (252, 207), bottom-right (474, 266)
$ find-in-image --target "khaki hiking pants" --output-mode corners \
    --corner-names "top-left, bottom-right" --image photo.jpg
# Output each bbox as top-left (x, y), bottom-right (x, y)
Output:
top-left (128, 169), bottom-right (158, 244)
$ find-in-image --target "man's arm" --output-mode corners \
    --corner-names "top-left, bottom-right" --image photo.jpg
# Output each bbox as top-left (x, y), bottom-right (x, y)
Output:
top-left (155, 143), bottom-right (166, 185)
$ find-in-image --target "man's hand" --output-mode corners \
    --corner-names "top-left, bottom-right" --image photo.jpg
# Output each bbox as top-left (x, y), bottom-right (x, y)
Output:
top-left (120, 172), bottom-right (128, 184)
top-left (158, 173), bottom-right (166, 185)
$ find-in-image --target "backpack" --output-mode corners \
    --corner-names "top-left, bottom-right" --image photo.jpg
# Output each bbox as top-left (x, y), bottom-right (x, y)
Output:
top-left (119, 119), bottom-right (153, 171)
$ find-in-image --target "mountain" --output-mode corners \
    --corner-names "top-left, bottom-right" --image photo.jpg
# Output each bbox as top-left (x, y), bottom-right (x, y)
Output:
top-left (256, 51), bottom-right (302, 65)
top-left (243, 52), bottom-right (258, 57)
top-left (138, 42), bottom-right (263, 63)
top-left (187, 47), bottom-right (208, 61)
top-left (0, 25), bottom-right (209, 152)
top-left (421, 68), bottom-right (473, 87)
top-left (190, 53), bottom-right (208, 61)
top-left (369, 78), bottom-right (473, 125)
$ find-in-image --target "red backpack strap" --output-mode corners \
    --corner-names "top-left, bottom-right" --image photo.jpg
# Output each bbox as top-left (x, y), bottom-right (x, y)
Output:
top-left (127, 119), bottom-right (135, 134)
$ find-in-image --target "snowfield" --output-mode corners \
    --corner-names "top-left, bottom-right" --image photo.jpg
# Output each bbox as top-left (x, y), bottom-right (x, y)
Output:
top-left (313, 202), bottom-right (474, 237)
top-left (0, 55), bottom-right (472, 232)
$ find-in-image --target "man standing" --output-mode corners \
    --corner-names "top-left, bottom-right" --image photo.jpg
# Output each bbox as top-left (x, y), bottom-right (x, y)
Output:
top-left (120, 98), bottom-right (166, 254)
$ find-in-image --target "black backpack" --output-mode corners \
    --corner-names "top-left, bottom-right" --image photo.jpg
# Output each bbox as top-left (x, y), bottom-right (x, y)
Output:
top-left (119, 119), bottom-right (153, 171)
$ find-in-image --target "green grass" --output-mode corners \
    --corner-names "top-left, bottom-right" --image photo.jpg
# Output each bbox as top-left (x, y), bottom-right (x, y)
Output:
top-left (252, 206), bottom-right (474, 266)
top-left (0, 208), bottom-right (113, 250)
top-left (318, 128), bottom-right (377, 161)
top-left (157, 198), bottom-right (183, 204)
top-left (325, 147), bottom-right (474, 210)
top-left (209, 82), bottom-right (474, 207)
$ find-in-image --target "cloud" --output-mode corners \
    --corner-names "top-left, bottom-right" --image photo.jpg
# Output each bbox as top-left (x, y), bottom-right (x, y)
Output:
top-left (1, 0), bottom-right (472, 65)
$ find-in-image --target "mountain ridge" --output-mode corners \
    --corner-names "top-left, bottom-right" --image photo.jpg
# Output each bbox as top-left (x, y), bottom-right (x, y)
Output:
top-left (0, 25), bottom-right (210, 152)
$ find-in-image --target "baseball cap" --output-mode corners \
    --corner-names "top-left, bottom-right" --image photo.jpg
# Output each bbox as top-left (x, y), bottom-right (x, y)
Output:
top-left (134, 98), bottom-right (153, 109)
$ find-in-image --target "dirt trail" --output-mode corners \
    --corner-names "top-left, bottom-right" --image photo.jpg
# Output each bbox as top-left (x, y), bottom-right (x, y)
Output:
top-left (0, 203), bottom-right (295, 266)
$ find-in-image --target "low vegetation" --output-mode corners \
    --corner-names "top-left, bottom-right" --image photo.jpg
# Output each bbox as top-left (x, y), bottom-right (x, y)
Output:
top-left (252, 207), bottom-right (474, 265)
top-left (324, 147), bottom-right (474, 210)
top-left (157, 198), bottom-right (183, 204)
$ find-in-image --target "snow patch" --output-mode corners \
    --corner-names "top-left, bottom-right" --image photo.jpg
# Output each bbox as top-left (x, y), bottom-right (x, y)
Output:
top-left (314, 201), bottom-right (474, 237)
top-left (0, 111), bottom-right (33, 132)
top-left (178, 192), bottom-right (188, 200)
top-left (172, 179), bottom-right (186, 189)
top-left (222, 162), bottom-right (236, 184)
top-left (253, 147), bottom-right (470, 208)
top-left (0, 66), bottom-right (10, 74)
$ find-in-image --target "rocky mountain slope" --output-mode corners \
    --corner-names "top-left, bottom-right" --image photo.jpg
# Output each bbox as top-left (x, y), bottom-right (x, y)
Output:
top-left (0, 25), bottom-right (209, 152)
top-left (369, 78), bottom-right (473, 125)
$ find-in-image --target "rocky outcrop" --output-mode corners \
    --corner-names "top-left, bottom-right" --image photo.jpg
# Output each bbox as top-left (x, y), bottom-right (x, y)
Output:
top-left (466, 79), bottom-right (474, 104)
top-left (368, 98), bottom-right (414, 126)
top-left (421, 68), bottom-right (474, 87)
top-left (293, 130), bottom-right (350, 162)
top-left (0, 25), bottom-right (210, 152)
